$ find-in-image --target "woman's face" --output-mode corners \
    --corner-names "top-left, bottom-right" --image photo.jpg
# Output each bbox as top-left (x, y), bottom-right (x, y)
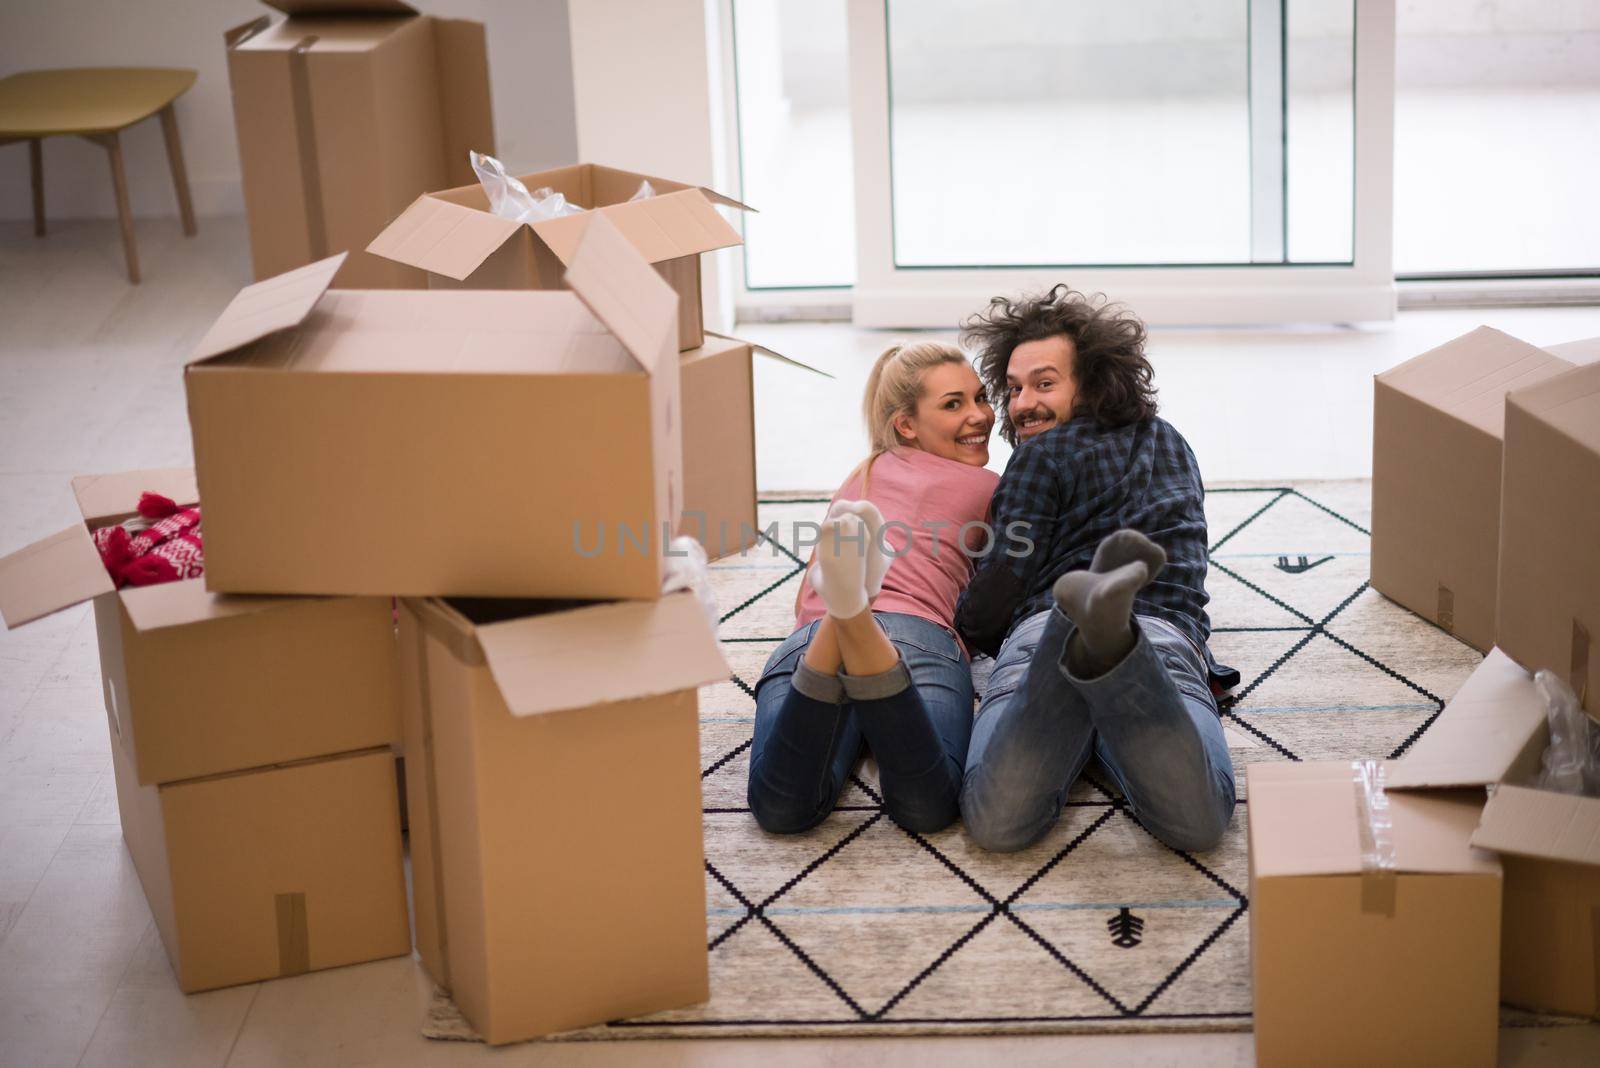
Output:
top-left (893, 361), bottom-right (995, 467)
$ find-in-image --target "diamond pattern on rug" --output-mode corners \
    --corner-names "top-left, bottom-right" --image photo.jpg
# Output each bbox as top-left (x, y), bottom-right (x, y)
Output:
top-left (435, 480), bottom-right (1487, 1043)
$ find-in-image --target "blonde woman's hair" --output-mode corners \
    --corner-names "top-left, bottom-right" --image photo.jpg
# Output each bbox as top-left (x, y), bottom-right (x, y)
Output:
top-left (852, 340), bottom-right (971, 493)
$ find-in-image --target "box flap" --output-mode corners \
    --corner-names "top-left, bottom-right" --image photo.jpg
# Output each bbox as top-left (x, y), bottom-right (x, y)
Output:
top-left (515, 162), bottom-right (755, 214)
top-left (562, 213), bottom-right (678, 374)
top-left (529, 188), bottom-right (744, 267)
top-left (364, 195), bottom-right (521, 281)
top-left (696, 186), bottom-right (756, 213)
top-left (1472, 785), bottom-right (1600, 866)
top-left (189, 254), bottom-right (346, 364)
top-left (1507, 361), bottom-right (1600, 454)
top-left (1375, 326), bottom-right (1573, 438)
top-left (263, 0), bottom-right (417, 16)
top-left (70, 469), bottom-right (198, 526)
top-left (0, 523), bottom-right (112, 629)
top-left (1387, 648), bottom-right (1550, 790)
top-left (705, 330), bottom-right (835, 379)
top-left (1247, 760), bottom-right (1497, 879)
top-left (119, 579), bottom-right (317, 634)
top-left (475, 593), bottom-right (729, 717)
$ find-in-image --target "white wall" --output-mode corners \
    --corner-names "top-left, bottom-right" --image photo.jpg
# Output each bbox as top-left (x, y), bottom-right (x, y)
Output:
top-left (567, 0), bottom-right (735, 330)
top-left (0, 0), bottom-right (579, 221)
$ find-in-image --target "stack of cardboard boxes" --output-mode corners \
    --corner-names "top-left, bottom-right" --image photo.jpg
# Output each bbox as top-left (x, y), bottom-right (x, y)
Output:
top-left (0, 218), bottom-right (740, 1042)
top-left (1249, 329), bottom-right (1600, 1065)
top-left (0, 0), bottom-right (816, 1042)
top-left (0, 470), bottom-right (409, 992)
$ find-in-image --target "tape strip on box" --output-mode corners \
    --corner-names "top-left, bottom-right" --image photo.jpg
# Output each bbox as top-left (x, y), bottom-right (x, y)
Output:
top-left (414, 624), bottom-right (453, 990)
top-left (1574, 620), bottom-right (1591, 708)
top-left (1353, 759), bottom-right (1397, 916)
top-left (289, 38), bottom-right (328, 260)
top-left (275, 891), bottom-right (310, 976)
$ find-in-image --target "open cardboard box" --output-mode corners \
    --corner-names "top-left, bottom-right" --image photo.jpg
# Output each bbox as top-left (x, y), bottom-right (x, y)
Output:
top-left (1497, 360), bottom-right (1599, 720)
top-left (186, 214), bottom-right (683, 599)
top-left (396, 591), bottom-right (729, 1044)
top-left (1246, 760), bottom-right (1502, 1067)
top-left (366, 161), bottom-right (750, 351)
top-left (224, 0), bottom-right (493, 288)
top-left (1389, 648), bottom-right (1600, 1018)
top-left (0, 468), bottom-right (400, 785)
top-left (1371, 327), bottom-right (1572, 652)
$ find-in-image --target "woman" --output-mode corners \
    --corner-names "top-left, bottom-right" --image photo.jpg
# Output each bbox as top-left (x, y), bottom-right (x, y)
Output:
top-left (747, 341), bottom-right (999, 835)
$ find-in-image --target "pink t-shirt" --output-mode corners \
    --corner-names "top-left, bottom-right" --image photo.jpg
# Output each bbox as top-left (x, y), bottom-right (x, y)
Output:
top-left (796, 447), bottom-right (1000, 640)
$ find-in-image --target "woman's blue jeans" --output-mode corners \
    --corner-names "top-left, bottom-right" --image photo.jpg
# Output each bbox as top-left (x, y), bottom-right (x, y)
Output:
top-left (748, 612), bottom-right (975, 834)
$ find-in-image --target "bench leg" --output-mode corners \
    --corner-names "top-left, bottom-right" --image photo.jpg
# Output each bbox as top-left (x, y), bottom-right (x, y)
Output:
top-left (29, 138), bottom-right (45, 236)
top-left (159, 104), bottom-right (197, 237)
top-left (103, 132), bottom-right (140, 284)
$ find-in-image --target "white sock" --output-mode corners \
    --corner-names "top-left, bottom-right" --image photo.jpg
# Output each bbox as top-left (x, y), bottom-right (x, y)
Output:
top-left (833, 500), bottom-right (890, 598)
top-left (809, 512), bottom-right (870, 619)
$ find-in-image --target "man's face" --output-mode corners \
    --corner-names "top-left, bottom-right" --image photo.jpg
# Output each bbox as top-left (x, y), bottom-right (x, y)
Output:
top-left (1006, 335), bottom-right (1078, 441)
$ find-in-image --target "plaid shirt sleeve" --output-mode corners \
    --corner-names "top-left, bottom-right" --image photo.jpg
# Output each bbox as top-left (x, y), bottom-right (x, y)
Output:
top-left (955, 442), bottom-right (1067, 657)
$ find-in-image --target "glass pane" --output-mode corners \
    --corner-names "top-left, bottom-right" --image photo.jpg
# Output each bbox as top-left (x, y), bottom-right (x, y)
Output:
top-left (732, 0), bottom-right (856, 288)
top-left (1286, 0), bottom-right (1355, 262)
top-left (887, 0), bottom-right (1253, 267)
top-left (1394, 1), bottom-right (1600, 274)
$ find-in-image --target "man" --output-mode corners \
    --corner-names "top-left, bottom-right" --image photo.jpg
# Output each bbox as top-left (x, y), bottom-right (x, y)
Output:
top-left (954, 285), bottom-right (1237, 853)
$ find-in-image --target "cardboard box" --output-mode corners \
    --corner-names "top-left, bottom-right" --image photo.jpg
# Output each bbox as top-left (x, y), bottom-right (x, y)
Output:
top-left (1473, 786), bottom-right (1600, 1018)
top-left (680, 335), bottom-right (757, 558)
top-left (0, 469), bottom-right (400, 784)
top-left (1247, 760), bottom-right (1502, 1067)
top-left (1497, 361), bottom-right (1600, 717)
top-left (224, 0), bottom-right (493, 288)
top-left (1544, 335), bottom-right (1600, 365)
top-left (397, 592), bottom-right (729, 1044)
top-left (1371, 327), bottom-right (1572, 651)
top-left (109, 724), bottom-right (410, 993)
top-left (1390, 648), bottom-right (1600, 1018)
top-left (677, 333), bottom-right (832, 560)
top-left (366, 162), bottom-right (750, 350)
top-left (186, 214), bottom-right (683, 600)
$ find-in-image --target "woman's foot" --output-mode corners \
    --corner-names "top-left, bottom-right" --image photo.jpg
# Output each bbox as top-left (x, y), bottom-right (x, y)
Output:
top-left (810, 511), bottom-right (871, 619)
top-left (833, 499), bottom-right (890, 598)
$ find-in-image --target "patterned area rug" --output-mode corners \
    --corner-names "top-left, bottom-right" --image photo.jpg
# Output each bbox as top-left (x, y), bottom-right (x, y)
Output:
top-left (425, 479), bottom-right (1490, 1041)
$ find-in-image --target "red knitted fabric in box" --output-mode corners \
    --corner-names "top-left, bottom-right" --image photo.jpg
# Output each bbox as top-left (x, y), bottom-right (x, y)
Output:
top-left (92, 492), bottom-right (204, 588)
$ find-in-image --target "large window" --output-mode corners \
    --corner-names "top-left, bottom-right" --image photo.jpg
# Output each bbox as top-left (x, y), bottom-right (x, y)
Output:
top-left (732, 0), bottom-right (855, 289)
top-left (1393, 1), bottom-right (1600, 275)
top-left (886, 1), bottom-right (1354, 268)
top-left (726, 0), bottom-right (1393, 324)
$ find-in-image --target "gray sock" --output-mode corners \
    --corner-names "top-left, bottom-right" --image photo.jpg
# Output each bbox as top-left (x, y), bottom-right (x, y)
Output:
top-left (1054, 561), bottom-right (1150, 677)
top-left (1090, 529), bottom-right (1167, 578)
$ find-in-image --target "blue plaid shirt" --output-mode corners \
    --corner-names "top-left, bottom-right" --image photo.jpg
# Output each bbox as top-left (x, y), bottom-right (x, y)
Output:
top-left (956, 416), bottom-right (1214, 661)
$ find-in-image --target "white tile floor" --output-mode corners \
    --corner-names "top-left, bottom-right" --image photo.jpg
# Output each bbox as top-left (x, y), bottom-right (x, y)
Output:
top-left (2, 216), bottom-right (1598, 1065)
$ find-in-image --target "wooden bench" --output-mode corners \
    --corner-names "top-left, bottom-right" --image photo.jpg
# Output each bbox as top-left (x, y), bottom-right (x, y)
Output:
top-left (0, 68), bottom-right (199, 283)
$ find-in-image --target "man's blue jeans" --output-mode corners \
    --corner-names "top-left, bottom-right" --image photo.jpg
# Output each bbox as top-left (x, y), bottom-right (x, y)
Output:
top-left (961, 606), bottom-right (1235, 853)
top-left (748, 612), bottom-right (974, 834)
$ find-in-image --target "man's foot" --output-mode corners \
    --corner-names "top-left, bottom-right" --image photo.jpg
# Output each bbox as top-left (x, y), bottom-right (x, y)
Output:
top-left (1090, 529), bottom-right (1166, 578)
top-left (1054, 561), bottom-right (1150, 677)
top-left (810, 511), bottom-right (871, 619)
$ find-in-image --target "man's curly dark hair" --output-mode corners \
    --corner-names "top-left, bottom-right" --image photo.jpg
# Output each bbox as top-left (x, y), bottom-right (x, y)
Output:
top-left (961, 284), bottom-right (1158, 445)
